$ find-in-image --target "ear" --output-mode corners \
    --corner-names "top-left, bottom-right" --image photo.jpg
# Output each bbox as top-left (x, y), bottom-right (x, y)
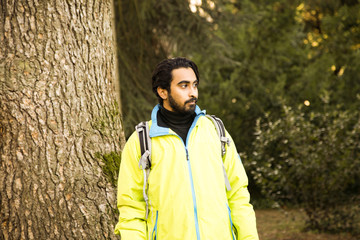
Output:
top-left (157, 87), bottom-right (168, 100)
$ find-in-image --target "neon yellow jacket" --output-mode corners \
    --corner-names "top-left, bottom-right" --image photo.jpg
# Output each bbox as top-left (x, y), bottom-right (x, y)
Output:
top-left (115, 105), bottom-right (258, 240)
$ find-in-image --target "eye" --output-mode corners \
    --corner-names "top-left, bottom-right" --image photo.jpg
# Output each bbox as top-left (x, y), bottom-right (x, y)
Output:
top-left (180, 84), bottom-right (187, 88)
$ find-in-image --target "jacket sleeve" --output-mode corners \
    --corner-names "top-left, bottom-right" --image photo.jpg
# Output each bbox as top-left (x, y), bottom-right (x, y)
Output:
top-left (224, 131), bottom-right (259, 240)
top-left (114, 132), bottom-right (147, 239)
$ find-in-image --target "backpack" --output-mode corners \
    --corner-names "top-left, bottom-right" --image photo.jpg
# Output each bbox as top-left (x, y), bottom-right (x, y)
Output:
top-left (135, 115), bottom-right (231, 219)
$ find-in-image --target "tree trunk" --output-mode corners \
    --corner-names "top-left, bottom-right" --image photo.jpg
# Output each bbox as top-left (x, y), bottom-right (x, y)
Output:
top-left (0, 0), bottom-right (124, 239)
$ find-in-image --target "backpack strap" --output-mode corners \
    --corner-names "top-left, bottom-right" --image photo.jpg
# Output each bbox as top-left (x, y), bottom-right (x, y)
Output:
top-left (135, 121), bottom-right (151, 219)
top-left (206, 115), bottom-right (232, 191)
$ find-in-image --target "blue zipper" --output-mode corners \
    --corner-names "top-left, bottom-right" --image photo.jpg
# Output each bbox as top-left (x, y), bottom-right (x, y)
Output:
top-left (227, 205), bottom-right (236, 240)
top-left (186, 148), bottom-right (201, 240)
top-left (148, 104), bottom-right (204, 240)
top-left (151, 210), bottom-right (159, 240)
top-left (184, 114), bottom-right (202, 240)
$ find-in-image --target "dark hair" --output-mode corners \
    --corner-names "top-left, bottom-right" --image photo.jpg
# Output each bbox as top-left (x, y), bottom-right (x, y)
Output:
top-left (152, 57), bottom-right (200, 104)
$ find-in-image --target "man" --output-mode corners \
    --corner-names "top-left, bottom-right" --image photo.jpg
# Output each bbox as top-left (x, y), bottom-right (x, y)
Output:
top-left (115, 57), bottom-right (258, 240)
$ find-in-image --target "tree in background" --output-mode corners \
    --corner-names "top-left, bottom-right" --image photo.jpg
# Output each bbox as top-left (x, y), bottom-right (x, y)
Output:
top-left (291, 0), bottom-right (360, 111)
top-left (0, 1), bottom-right (124, 239)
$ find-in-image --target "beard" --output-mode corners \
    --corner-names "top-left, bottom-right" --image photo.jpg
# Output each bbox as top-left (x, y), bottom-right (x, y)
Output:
top-left (168, 94), bottom-right (198, 115)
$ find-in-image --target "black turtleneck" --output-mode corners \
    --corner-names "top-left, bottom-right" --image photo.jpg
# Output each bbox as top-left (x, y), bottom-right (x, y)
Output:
top-left (157, 106), bottom-right (196, 143)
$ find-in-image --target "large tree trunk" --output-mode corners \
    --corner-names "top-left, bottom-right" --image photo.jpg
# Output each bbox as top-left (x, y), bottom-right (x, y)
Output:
top-left (0, 0), bottom-right (124, 239)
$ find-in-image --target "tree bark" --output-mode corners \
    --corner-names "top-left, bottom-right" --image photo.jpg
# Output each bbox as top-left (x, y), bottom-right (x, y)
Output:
top-left (0, 0), bottom-right (124, 239)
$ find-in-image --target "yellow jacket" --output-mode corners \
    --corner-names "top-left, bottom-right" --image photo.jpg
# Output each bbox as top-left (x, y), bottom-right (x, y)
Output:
top-left (115, 105), bottom-right (258, 240)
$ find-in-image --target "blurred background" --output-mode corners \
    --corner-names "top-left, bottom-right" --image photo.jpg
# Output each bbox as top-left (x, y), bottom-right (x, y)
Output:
top-left (114, 0), bottom-right (360, 239)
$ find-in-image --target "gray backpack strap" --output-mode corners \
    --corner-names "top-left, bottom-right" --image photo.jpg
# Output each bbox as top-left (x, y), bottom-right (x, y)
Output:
top-left (206, 115), bottom-right (232, 191)
top-left (135, 121), bottom-right (151, 219)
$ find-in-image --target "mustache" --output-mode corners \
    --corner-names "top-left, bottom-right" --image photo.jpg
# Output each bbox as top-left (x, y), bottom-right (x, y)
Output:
top-left (185, 97), bottom-right (198, 104)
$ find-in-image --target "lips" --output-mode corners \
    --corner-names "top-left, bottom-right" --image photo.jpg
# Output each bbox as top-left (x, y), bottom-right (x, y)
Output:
top-left (185, 98), bottom-right (198, 104)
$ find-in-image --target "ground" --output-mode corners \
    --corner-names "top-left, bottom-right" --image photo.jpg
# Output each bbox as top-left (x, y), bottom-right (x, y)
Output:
top-left (255, 209), bottom-right (357, 240)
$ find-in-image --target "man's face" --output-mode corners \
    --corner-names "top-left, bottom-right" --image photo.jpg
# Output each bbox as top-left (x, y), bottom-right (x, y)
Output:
top-left (160, 67), bottom-right (198, 114)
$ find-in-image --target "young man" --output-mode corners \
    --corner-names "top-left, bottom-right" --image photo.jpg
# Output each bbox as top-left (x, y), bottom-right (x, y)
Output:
top-left (115, 57), bottom-right (258, 240)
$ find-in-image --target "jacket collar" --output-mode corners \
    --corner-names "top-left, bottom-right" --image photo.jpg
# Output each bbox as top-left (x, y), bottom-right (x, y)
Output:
top-left (149, 104), bottom-right (205, 138)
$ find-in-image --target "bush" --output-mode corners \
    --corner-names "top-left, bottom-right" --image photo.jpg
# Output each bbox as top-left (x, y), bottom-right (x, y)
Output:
top-left (249, 103), bottom-right (360, 234)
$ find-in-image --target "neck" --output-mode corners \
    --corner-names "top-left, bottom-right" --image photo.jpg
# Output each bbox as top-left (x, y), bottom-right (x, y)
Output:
top-left (159, 105), bottom-right (195, 125)
top-left (157, 105), bottom-right (195, 143)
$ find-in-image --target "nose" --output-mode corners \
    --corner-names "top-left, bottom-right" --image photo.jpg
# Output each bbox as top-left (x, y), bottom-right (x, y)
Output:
top-left (189, 84), bottom-right (198, 98)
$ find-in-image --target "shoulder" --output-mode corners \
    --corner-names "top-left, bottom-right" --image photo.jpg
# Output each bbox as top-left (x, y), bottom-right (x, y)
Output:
top-left (123, 130), bottom-right (140, 152)
top-left (197, 115), bottom-right (225, 137)
top-left (197, 115), bottom-right (216, 128)
top-left (201, 114), bottom-right (234, 138)
top-left (125, 119), bottom-right (153, 147)
top-left (199, 114), bottom-right (226, 128)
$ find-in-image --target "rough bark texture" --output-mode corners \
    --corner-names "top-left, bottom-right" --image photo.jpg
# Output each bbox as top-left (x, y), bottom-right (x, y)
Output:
top-left (0, 0), bottom-right (125, 239)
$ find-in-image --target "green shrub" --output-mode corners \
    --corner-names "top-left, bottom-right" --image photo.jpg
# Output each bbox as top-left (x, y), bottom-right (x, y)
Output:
top-left (249, 104), bottom-right (360, 234)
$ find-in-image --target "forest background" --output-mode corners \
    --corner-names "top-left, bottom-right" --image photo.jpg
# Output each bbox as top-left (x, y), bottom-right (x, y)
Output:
top-left (116, 0), bottom-right (360, 236)
top-left (1, 0), bottom-right (359, 239)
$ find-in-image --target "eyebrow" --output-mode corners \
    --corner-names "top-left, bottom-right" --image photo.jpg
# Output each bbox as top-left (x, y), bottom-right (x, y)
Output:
top-left (177, 79), bottom-right (198, 85)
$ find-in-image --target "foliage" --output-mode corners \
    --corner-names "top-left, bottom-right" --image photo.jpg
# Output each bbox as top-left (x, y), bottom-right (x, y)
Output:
top-left (96, 151), bottom-right (122, 187)
top-left (195, 0), bottom-right (307, 154)
top-left (195, 0), bottom-right (360, 154)
top-left (249, 102), bottom-right (360, 233)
